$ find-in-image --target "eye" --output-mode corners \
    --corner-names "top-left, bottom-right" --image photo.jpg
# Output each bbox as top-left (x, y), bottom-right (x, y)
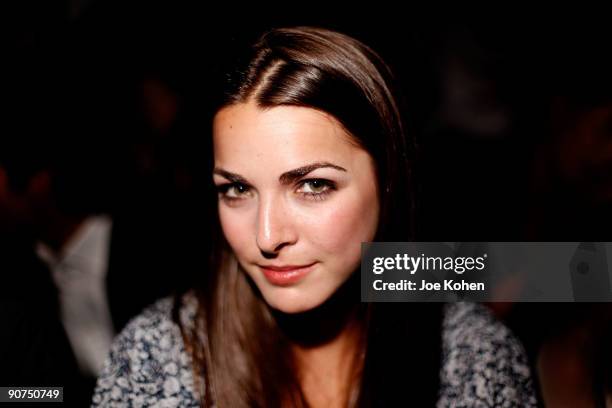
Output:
top-left (295, 179), bottom-right (336, 200)
top-left (216, 182), bottom-right (251, 200)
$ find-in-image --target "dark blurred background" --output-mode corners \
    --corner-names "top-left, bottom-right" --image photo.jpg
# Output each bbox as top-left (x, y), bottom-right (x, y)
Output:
top-left (1, 1), bottom-right (611, 406)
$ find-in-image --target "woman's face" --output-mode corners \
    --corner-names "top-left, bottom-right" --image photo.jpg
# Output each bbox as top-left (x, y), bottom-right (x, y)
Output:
top-left (213, 101), bottom-right (379, 313)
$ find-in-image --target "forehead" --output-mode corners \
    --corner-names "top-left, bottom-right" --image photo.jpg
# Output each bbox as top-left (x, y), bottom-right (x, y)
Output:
top-left (213, 102), bottom-right (360, 169)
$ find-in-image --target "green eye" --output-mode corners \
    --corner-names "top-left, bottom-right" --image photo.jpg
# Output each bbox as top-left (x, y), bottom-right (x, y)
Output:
top-left (296, 179), bottom-right (336, 200)
top-left (232, 184), bottom-right (249, 195)
top-left (302, 180), bottom-right (328, 194)
top-left (217, 183), bottom-right (250, 199)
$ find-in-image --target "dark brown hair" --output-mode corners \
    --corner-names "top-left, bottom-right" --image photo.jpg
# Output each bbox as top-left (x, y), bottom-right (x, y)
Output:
top-left (176, 27), bottom-right (441, 407)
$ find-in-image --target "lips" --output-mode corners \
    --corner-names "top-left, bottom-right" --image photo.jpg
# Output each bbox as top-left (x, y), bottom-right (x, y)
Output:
top-left (259, 262), bottom-right (317, 286)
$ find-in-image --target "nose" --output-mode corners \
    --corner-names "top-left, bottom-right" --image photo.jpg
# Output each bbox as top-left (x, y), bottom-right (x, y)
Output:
top-left (256, 194), bottom-right (297, 258)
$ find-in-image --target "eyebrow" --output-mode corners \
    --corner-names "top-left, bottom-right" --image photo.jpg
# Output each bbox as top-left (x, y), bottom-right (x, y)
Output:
top-left (278, 162), bottom-right (346, 184)
top-left (213, 161), bottom-right (346, 185)
top-left (213, 168), bottom-right (249, 184)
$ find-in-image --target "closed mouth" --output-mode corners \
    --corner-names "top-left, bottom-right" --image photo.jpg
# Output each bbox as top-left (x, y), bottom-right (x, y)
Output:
top-left (258, 262), bottom-right (317, 286)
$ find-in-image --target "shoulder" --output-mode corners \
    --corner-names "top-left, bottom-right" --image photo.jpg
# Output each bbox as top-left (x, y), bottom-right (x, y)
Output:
top-left (92, 296), bottom-right (200, 407)
top-left (438, 302), bottom-right (538, 408)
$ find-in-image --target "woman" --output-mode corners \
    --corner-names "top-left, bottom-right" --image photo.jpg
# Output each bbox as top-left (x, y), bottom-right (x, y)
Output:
top-left (92, 27), bottom-right (537, 407)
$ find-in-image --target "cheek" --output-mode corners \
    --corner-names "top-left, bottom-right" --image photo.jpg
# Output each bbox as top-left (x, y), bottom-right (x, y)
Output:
top-left (299, 190), bottom-right (379, 261)
top-left (218, 206), bottom-right (253, 257)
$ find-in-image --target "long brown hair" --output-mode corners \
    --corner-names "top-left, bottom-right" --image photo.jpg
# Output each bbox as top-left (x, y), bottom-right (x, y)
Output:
top-left (175, 27), bottom-right (442, 407)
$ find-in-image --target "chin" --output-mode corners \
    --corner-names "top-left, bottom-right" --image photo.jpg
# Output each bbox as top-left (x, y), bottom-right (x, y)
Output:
top-left (262, 288), bottom-right (329, 314)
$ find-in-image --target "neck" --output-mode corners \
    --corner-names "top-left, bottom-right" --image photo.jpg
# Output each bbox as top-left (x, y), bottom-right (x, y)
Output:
top-left (272, 274), bottom-right (367, 407)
